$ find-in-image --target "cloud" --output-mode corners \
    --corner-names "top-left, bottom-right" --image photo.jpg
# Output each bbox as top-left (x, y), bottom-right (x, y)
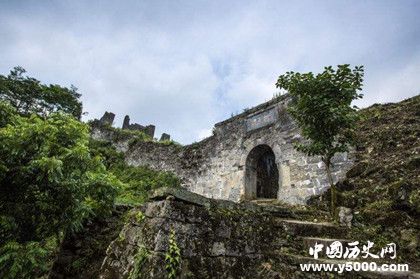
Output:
top-left (197, 128), bottom-right (213, 141)
top-left (0, 0), bottom-right (419, 143)
top-left (359, 53), bottom-right (420, 106)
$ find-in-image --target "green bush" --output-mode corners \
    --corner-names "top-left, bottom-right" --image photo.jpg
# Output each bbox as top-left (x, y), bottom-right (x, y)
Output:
top-left (89, 139), bottom-right (181, 205)
top-left (0, 67), bottom-right (182, 276)
top-left (114, 165), bottom-right (180, 205)
top-left (0, 241), bottom-right (51, 279)
top-left (0, 102), bottom-right (120, 276)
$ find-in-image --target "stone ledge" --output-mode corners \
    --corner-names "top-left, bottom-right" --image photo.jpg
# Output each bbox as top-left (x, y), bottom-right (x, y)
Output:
top-left (149, 187), bottom-right (301, 220)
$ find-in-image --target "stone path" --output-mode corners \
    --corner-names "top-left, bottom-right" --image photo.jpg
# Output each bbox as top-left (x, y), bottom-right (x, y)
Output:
top-left (251, 198), bottom-right (420, 279)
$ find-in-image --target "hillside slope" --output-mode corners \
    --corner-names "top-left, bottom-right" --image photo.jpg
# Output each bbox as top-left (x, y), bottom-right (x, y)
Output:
top-left (311, 94), bottom-right (420, 266)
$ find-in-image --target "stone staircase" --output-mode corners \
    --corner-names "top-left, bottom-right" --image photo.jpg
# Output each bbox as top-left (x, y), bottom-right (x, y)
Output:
top-left (250, 198), bottom-right (332, 221)
top-left (98, 188), bottom-right (419, 279)
top-left (251, 199), bottom-right (420, 278)
top-left (270, 218), bottom-right (419, 278)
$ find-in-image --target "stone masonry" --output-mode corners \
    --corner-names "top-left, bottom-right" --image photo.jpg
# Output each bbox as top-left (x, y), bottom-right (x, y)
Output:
top-left (91, 94), bottom-right (354, 205)
top-left (99, 188), bottom-right (412, 279)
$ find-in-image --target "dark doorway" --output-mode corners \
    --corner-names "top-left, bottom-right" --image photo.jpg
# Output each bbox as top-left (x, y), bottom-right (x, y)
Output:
top-left (245, 145), bottom-right (279, 199)
top-left (256, 149), bottom-right (279, 198)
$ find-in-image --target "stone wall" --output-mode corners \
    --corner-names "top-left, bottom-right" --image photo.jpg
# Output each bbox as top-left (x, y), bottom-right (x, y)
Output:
top-left (91, 95), bottom-right (354, 205)
top-left (98, 188), bottom-right (358, 279)
top-left (98, 188), bottom-right (291, 279)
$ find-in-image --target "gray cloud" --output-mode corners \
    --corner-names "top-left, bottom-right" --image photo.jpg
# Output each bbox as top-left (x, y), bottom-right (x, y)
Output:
top-left (1, 0), bottom-right (419, 143)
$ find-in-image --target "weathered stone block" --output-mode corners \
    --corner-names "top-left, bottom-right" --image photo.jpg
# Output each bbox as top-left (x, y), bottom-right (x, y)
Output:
top-left (99, 111), bottom-right (115, 126)
top-left (160, 133), bottom-right (170, 141)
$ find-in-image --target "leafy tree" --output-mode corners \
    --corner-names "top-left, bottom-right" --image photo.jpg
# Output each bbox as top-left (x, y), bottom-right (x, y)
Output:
top-left (0, 102), bottom-right (119, 277)
top-left (276, 64), bottom-right (364, 214)
top-left (0, 67), bottom-right (82, 118)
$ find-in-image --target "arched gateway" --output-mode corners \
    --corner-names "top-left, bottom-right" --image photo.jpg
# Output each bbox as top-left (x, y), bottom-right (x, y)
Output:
top-left (93, 95), bottom-right (354, 204)
top-left (244, 144), bottom-right (279, 200)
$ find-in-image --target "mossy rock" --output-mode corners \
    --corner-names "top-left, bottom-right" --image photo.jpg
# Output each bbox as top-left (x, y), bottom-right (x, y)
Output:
top-left (335, 179), bottom-right (355, 191)
top-left (336, 191), bottom-right (358, 208)
top-left (375, 210), bottom-right (410, 227)
top-left (407, 155), bottom-right (420, 170)
top-left (346, 161), bottom-right (368, 178)
top-left (408, 189), bottom-right (420, 214)
top-left (400, 229), bottom-right (419, 254)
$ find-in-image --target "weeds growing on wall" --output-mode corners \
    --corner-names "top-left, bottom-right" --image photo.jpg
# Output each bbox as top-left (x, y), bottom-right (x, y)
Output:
top-left (129, 246), bottom-right (150, 279)
top-left (165, 228), bottom-right (181, 279)
top-left (89, 139), bottom-right (181, 205)
top-left (90, 119), bottom-right (153, 143)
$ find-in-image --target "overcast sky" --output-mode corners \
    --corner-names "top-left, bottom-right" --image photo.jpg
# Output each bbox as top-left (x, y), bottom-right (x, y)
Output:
top-left (1, 0), bottom-right (419, 143)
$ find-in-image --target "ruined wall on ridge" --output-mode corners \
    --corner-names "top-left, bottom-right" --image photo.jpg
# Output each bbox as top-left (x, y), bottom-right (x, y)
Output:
top-left (91, 95), bottom-right (354, 205)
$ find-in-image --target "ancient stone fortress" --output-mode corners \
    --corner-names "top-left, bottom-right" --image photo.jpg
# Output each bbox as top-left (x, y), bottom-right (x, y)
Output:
top-left (92, 94), bottom-right (353, 205)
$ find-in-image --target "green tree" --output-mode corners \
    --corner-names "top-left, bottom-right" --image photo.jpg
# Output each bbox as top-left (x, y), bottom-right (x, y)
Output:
top-left (276, 64), bottom-right (364, 215)
top-left (0, 67), bottom-right (82, 119)
top-left (0, 102), bottom-right (119, 277)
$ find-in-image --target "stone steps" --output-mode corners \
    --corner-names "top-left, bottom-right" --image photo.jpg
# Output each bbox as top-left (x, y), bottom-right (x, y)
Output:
top-left (251, 199), bottom-right (333, 222)
top-left (250, 198), bottom-right (278, 204)
top-left (270, 219), bottom-right (350, 257)
top-left (265, 213), bottom-right (420, 278)
top-left (302, 236), bottom-right (352, 251)
top-left (273, 218), bottom-right (348, 238)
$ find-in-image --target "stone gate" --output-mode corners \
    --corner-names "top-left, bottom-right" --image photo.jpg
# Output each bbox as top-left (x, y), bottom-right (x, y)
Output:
top-left (92, 94), bottom-right (354, 204)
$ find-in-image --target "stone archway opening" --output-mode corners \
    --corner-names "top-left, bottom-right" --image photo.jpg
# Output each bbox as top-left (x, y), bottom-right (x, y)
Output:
top-left (245, 144), bottom-right (279, 199)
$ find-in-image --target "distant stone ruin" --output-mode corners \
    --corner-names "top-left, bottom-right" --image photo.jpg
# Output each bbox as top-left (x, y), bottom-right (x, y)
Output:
top-left (98, 111), bottom-right (115, 126)
top-left (159, 133), bottom-right (171, 141)
top-left (122, 115), bottom-right (156, 138)
top-left (96, 112), bottom-right (169, 140)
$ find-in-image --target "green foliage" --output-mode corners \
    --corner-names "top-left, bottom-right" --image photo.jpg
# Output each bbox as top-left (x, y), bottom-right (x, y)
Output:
top-left (0, 216), bottom-right (18, 243)
top-left (123, 210), bottom-right (146, 224)
top-left (276, 64), bottom-right (364, 162)
top-left (159, 139), bottom-right (183, 148)
top-left (0, 68), bottom-right (182, 276)
top-left (129, 246), bottom-right (150, 279)
top-left (114, 165), bottom-right (181, 205)
top-left (0, 102), bottom-right (120, 277)
top-left (90, 120), bottom-right (152, 144)
top-left (135, 211), bottom-right (146, 223)
top-left (113, 128), bottom-right (150, 143)
top-left (0, 241), bottom-right (51, 279)
top-left (0, 102), bottom-right (15, 128)
top-left (0, 104), bottom-right (118, 242)
top-left (409, 189), bottom-right (420, 214)
top-left (165, 228), bottom-right (181, 279)
top-left (125, 131), bottom-right (155, 147)
top-left (89, 139), bottom-right (181, 205)
top-left (88, 139), bottom-right (125, 169)
top-left (276, 64), bottom-right (364, 213)
top-left (0, 67), bottom-right (82, 119)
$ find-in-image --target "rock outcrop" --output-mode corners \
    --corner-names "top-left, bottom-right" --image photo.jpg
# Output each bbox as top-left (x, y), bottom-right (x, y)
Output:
top-left (98, 188), bottom-right (418, 278)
